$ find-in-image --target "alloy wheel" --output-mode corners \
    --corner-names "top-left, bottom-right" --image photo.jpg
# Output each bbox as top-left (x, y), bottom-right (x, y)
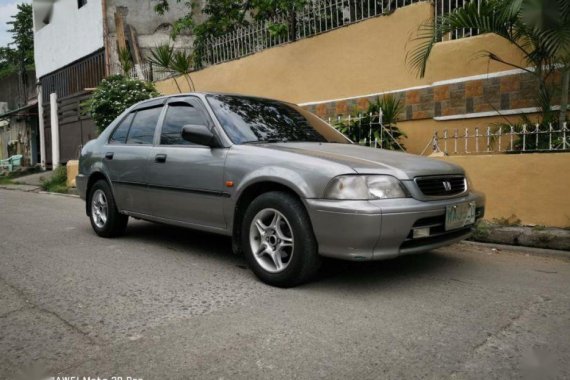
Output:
top-left (91, 189), bottom-right (108, 229)
top-left (249, 208), bottom-right (294, 273)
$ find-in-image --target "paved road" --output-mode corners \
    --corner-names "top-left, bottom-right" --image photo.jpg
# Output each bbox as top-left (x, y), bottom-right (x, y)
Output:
top-left (1, 189), bottom-right (569, 380)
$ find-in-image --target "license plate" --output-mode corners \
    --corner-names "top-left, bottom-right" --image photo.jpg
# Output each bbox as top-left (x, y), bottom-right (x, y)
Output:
top-left (445, 202), bottom-right (476, 231)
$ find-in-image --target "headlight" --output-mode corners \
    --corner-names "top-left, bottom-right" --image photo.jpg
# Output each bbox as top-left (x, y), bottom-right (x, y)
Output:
top-left (324, 175), bottom-right (408, 200)
top-left (465, 174), bottom-right (474, 191)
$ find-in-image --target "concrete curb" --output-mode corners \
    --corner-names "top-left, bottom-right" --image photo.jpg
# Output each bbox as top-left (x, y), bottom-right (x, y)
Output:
top-left (462, 241), bottom-right (570, 260)
top-left (472, 224), bottom-right (570, 251)
top-left (0, 186), bottom-right (80, 198)
top-left (0, 184), bottom-right (41, 192)
top-left (37, 191), bottom-right (80, 198)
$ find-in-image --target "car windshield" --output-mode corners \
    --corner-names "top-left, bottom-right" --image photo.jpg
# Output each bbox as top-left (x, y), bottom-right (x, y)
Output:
top-left (206, 94), bottom-right (350, 145)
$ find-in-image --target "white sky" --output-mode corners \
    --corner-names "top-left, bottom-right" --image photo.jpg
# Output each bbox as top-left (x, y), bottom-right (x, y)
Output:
top-left (0, 0), bottom-right (31, 48)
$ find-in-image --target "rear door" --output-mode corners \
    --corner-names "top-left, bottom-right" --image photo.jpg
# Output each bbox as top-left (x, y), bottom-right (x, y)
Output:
top-left (103, 104), bottom-right (164, 214)
top-left (146, 97), bottom-right (228, 229)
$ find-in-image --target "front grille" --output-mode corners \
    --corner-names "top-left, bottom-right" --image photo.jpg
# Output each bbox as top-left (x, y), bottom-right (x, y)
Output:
top-left (415, 176), bottom-right (466, 196)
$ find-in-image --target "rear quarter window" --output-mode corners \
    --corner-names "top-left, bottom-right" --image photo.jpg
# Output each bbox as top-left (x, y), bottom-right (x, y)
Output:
top-left (126, 107), bottom-right (162, 145)
top-left (109, 113), bottom-right (134, 144)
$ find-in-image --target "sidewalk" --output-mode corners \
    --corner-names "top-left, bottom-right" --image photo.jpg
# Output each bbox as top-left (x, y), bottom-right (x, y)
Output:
top-left (11, 170), bottom-right (53, 186)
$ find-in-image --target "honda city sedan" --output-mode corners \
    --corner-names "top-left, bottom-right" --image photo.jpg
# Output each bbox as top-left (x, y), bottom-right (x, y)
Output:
top-left (77, 93), bottom-right (485, 287)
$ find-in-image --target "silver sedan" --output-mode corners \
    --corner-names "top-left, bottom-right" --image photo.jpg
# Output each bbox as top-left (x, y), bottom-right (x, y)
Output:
top-left (77, 93), bottom-right (485, 287)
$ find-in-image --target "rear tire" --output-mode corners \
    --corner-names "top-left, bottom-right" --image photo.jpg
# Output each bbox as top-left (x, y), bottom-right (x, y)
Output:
top-left (241, 191), bottom-right (321, 287)
top-left (88, 180), bottom-right (128, 238)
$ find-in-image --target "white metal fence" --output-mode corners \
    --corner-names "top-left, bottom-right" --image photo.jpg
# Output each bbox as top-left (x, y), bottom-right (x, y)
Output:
top-left (434, 0), bottom-right (482, 40)
top-left (422, 123), bottom-right (570, 155)
top-left (110, 62), bottom-right (174, 82)
top-left (329, 112), bottom-right (407, 151)
top-left (201, 0), bottom-right (424, 66)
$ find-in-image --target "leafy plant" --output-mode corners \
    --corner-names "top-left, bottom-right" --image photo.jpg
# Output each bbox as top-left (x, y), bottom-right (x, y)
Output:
top-left (153, 0), bottom-right (307, 68)
top-left (492, 113), bottom-right (570, 152)
top-left (148, 44), bottom-right (195, 92)
top-left (149, 43), bottom-right (175, 71)
top-left (148, 43), bottom-right (180, 91)
top-left (407, 0), bottom-right (570, 125)
top-left (471, 220), bottom-right (491, 240)
top-left (170, 50), bottom-right (196, 91)
top-left (41, 166), bottom-right (68, 194)
top-left (118, 47), bottom-right (133, 76)
top-left (86, 75), bottom-right (159, 134)
top-left (334, 95), bottom-right (406, 150)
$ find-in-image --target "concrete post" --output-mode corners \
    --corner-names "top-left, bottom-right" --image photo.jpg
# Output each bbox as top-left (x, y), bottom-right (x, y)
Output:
top-left (50, 92), bottom-right (60, 168)
top-left (37, 87), bottom-right (46, 169)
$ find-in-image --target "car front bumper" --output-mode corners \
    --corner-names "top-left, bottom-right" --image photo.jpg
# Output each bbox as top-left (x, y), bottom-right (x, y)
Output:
top-left (76, 174), bottom-right (87, 200)
top-left (305, 191), bottom-right (485, 261)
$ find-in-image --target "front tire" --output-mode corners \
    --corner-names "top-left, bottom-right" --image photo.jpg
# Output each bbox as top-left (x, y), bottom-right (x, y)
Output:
top-left (241, 191), bottom-right (321, 287)
top-left (88, 180), bottom-right (128, 238)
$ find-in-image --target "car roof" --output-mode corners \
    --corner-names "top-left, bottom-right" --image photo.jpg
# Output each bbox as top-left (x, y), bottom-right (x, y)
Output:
top-left (133, 92), bottom-right (294, 109)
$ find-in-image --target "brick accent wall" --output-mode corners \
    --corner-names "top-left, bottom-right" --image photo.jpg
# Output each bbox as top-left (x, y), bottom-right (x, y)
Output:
top-left (303, 71), bottom-right (564, 122)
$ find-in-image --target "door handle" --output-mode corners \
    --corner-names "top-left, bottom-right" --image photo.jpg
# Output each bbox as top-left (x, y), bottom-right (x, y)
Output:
top-left (105, 152), bottom-right (114, 160)
top-left (155, 154), bottom-right (167, 163)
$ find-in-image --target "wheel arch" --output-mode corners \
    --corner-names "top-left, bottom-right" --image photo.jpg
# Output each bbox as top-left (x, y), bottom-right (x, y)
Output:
top-left (231, 180), bottom-right (308, 255)
top-left (85, 171), bottom-right (112, 216)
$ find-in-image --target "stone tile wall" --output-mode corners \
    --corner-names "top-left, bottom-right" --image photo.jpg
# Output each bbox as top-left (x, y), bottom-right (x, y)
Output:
top-left (304, 71), bottom-right (563, 122)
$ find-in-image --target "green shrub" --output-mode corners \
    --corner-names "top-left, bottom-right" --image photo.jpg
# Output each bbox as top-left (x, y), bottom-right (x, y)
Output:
top-left (334, 95), bottom-right (406, 151)
top-left (472, 220), bottom-right (491, 240)
top-left (41, 166), bottom-right (68, 193)
top-left (86, 75), bottom-right (159, 134)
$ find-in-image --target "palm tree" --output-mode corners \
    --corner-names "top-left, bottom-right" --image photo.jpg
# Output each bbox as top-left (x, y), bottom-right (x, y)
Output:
top-left (169, 50), bottom-right (196, 92)
top-left (407, 0), bottom-right (570, 125)
top-left (148, 43), bottom-right (196, 92)
top-left (118, 47), bottom-right (133, 76)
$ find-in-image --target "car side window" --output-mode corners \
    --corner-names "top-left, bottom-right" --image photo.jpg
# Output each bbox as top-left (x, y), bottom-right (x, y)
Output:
top-left (126, 107), bottom-right (162, 145)
top-left (109, 113), bottom-right (134, 144)
top-left (160, 102), bottom-right (209, 145)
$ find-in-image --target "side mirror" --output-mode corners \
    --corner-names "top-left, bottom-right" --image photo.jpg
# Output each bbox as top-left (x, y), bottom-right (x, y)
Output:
top-left (181, 124), bottom-right (218, 147)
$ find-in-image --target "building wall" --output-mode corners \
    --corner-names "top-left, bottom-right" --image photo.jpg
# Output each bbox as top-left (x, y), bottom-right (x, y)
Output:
top-left (0, 117), bottom-right (36, 164)
top-left (105, 0), bottom-right (198, 73)
top-left (33, 0), bottom-right (104, 78)
top-left (439, 153), bottom-right (570, 228)
top-left (155, 2), bottom-right (526, 103)
top-left (155, 2), bottom-right (565, 155)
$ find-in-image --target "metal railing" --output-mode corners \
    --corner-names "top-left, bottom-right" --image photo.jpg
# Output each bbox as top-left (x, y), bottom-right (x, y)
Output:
top-left (201, 0), bottom-right (424, 66)
top-left (421, 123), bottom-right (570, 155)
top-left (109, 62), bottom-right (174, 82)
top-left (434, 0), bottom-right (482, 41)
top-left (329, 112), bottom-right (406, 151)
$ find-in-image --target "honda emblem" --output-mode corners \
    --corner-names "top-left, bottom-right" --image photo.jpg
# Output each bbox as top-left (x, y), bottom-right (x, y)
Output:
top-left (443, 181), bottom-right (452, 191)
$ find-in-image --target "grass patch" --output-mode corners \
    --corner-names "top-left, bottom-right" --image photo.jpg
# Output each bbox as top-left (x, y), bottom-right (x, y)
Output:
top-left (472, 220), bottom-right (491, 240)
top-left (0, 166), bottom-right (42, 185)
top-left (41, 166), bottom-right (68, 193)
top-left (492, 214), bottom-right (521, 226)
top-left (0, 177), bottom-right (14, 185)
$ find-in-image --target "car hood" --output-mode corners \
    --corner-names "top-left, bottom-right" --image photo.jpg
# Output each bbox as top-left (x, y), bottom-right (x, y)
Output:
top-left (257, 142), bottom-right (464, 179)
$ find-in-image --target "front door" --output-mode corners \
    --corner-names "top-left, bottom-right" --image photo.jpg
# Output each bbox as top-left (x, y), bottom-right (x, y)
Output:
top-left (146, 97), bottom-right (227, 230)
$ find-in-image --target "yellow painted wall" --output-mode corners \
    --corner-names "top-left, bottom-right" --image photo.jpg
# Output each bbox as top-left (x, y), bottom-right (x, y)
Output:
top-left (439, 153), bottom-right (570, 228)
top-left (156, 2), bottom-right (525, 104)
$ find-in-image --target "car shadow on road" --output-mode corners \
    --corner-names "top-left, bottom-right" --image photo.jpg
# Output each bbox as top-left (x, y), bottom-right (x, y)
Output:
top-left (314, 251), bottom-right (463, 289)
top-left (122, 219), bottom-right (464, 288)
